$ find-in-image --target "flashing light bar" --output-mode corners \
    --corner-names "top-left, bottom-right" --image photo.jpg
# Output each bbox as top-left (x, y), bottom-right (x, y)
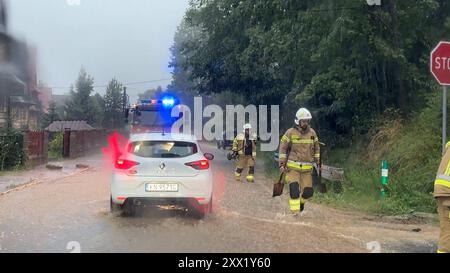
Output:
top-left (162, 97), bottom-right (175, 108)
top-left (137, 96), bottom-right (177, 108)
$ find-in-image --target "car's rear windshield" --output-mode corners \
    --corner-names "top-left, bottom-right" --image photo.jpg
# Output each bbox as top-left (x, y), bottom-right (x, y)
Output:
top-left (128, 141), bottom-right (198, 158)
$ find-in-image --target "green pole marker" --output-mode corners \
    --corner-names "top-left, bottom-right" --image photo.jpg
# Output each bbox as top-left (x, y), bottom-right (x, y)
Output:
top-left (380, 160), bottom-right (389, 197)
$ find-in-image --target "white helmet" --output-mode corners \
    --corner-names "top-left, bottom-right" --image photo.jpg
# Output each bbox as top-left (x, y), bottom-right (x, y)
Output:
top-left (243, 123), bottom-right (252, 132)
top-left (295, 108), bottom-right (312, 125)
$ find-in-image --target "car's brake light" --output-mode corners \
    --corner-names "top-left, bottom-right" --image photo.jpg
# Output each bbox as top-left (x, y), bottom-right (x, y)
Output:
top-left (115, 159), bottom-right (140, 169)
top-left (185, 160), bottom-right (209, 170)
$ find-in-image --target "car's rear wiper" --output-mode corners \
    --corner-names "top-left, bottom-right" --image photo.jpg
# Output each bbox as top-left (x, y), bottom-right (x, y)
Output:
top-left (160, 153), bottom-right (181, 158)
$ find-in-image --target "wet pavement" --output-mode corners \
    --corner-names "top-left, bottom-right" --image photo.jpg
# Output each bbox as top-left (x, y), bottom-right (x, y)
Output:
top-left (0, 143), bottom-right (440, 253)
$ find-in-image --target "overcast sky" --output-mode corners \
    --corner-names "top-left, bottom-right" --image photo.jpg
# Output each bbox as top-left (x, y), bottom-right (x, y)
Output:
top-left (7, 0), bottom-right (190, 101)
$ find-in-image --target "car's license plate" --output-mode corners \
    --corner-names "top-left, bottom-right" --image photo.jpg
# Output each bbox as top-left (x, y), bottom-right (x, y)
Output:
top-left (145, 183), bottom-right (178, 192)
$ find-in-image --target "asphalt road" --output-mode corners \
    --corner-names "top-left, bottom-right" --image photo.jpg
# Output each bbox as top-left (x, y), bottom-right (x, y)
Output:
top-left (0, 143), bottom-right (440, 253)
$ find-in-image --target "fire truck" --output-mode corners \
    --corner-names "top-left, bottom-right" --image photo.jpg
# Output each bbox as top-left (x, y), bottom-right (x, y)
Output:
top-left (124, 95), bottom-right (188, 135)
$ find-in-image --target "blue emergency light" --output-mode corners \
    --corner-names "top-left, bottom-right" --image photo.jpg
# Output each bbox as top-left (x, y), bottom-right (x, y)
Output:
top-left (162, 96), bottom-right (175, 108)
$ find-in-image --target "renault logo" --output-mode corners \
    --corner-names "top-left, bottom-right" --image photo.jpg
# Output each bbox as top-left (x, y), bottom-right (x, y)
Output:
top-left (159, 163), bottom-right (166, 170)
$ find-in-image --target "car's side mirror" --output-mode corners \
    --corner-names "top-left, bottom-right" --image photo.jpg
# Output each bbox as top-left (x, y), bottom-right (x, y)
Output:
top-left (204, 153), bottom-right (214, 160)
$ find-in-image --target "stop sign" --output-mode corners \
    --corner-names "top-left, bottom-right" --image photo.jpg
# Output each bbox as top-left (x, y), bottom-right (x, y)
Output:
top-left (431, 41), bottom-right (450, 85)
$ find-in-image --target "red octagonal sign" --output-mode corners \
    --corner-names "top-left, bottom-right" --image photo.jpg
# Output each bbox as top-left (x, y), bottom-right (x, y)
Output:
top-left (431, 41), bottom-right (450, 85)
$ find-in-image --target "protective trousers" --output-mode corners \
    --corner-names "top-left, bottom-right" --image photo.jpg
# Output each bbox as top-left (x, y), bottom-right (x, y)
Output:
top-left (437, 197), bottom-right (450, 253)
top-left (235, 155), bottom-right (255, 182)
top-left (286, 169), bottom-right (314, 213)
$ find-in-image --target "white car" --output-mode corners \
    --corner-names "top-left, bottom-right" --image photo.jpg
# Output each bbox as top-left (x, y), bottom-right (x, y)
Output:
top-left (110, 133), bottom-right (214, 218)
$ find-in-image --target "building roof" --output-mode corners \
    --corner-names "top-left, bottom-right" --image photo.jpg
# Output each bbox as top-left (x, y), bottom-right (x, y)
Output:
top-left (45, 120), bottom-right (95, 132)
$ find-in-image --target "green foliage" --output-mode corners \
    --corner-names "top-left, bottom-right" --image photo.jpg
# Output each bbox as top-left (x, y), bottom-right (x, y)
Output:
top-left (314, 92), bottom-right (446, 214)
top-left (172, 0), bottom-right (450, 143)
top-left (103, 78), bottom-right (125, 129)
top-left (138, 86), bottom-right (164, 100)
top-left (65, 68), bottom-right (102, 127)
top-left (42, 101), bottom-right (60, 129)
top-left (92, 93), bottom-right (105, 128)
top-left (0, 130), bottom-right (26, 171)
top-left (48, 133), bottom-right (64, 159)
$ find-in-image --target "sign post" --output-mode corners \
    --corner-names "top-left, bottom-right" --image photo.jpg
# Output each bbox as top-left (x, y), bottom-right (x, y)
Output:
top-left (444, 86), bottom-right (447, 154)
top-left (430, 41), bottom-right (450, 154)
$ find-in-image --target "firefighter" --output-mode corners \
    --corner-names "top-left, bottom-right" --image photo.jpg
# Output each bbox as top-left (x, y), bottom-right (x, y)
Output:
top-left (232, 123), bottom-right (257, 182)
top-left (434, 141), bottom-right (450, 253)
top-left (278, 108), bottom-right (320, 215)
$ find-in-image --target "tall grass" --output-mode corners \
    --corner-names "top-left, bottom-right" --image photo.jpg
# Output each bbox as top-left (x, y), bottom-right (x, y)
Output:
top-left (316, 93), bottom-right (444, 214)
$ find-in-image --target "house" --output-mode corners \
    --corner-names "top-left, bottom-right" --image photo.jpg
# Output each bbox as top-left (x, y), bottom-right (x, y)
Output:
top-left (0, 1), bottom-right (40, 132)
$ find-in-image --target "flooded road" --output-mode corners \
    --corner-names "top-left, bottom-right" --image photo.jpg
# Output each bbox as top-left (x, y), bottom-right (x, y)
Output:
top-left (0, 144), bottom-right (439, 253)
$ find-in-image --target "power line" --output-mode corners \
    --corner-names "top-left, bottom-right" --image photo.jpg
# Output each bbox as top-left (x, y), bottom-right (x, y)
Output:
top-left (49, 77), bottom-right (173, 89)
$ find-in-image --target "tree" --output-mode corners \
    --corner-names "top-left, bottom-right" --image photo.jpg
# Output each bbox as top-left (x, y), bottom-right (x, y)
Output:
top-left (42, 100), bottom-right (59, 129)
top-left (173, 0), bottom-right (450, 145)
top-left (65, 68), bottom-right (98, 126)
top-left (138, 86), bottom-right (164, 100)
top-left (103, 78), bottom-right (124, 129)
top-left (92, 93), bottom-right (105, 128)
top-left (168, 19), bottom-right (201, 94)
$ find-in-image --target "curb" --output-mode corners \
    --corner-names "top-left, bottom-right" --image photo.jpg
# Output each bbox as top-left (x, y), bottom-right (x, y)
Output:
top-left (0, 166), bottom-right (94, 197)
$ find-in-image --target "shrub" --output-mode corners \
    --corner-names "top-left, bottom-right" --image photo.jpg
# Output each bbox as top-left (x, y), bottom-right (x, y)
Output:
top-left (0, 130), bottom-right (26, 171)
top-left (48, 133), bottom-right (64, 159)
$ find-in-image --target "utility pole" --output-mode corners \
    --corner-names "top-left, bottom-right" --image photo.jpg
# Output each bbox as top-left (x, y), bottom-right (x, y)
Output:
top-left (6, 95), bottom-right (11, 130)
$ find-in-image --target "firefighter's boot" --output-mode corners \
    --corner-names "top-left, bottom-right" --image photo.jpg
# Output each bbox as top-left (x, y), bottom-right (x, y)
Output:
top-left (235, 168), bottom-right (243, 182)
top-left (246, 166), bottom-right (255, 183)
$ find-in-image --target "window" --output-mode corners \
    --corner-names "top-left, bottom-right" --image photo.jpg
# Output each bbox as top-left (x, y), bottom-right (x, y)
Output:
top-left (128, 141), bottom-right (198, 158)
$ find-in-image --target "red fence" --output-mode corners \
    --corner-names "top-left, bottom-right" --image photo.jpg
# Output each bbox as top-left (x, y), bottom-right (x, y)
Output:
top-left (64, 129), bottom-right (108, 158)
top-left (26, 131), bottom-right (48, 165)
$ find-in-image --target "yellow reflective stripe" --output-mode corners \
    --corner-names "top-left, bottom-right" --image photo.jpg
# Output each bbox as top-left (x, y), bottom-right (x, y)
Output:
top-left (252, 153), bottom-right (256, 157)
top-left (314, 153), bottom-right (320, 158)
top-left (279, 153), bottom-right (287, 159)
top-left (446, 161), bottom-right (450, 176)
top-left (281, 135), bottom-right (290, 143)
top-left (289, 199), bottom-right (300, 211)
top-left (435, 179), bottom-right (450, 188)
top-left (437, 250), bottom-right (447, 253)
top-left (287, 163), bottom-right (313, 170)
top-left (291, 139), bottom-right (314, 144)
top-left (446, 141), bottom-right (450, 149)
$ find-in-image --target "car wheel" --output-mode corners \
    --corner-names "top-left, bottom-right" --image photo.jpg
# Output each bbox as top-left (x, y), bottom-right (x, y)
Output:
top-left (192, 197), bottom-right (212, 219)
top-left (206, 198), bottom-right (213, 213)
top-left (122, 201), bottom-right (136, 217)
top-left (110, 196), bottom-right (123, 216)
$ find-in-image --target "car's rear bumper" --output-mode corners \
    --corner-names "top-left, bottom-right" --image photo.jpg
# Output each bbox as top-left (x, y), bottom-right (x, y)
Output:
top-left (118, 197), bottom-right (210, 208)
top-left (111, 172), bottom-right (213, 205)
